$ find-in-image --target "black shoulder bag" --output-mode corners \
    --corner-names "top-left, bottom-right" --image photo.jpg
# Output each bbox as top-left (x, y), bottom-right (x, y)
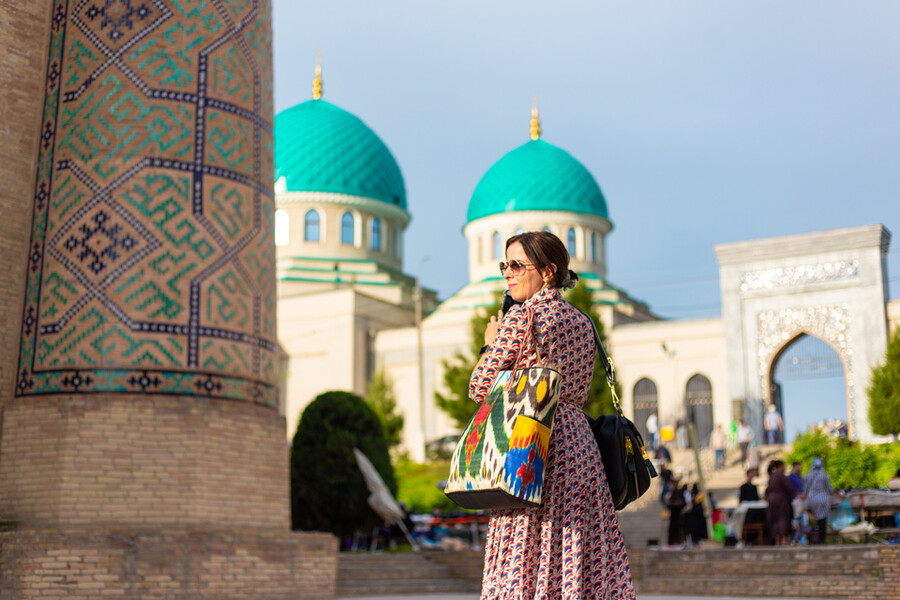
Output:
top-left (581, 313), bottom-right (658, 511)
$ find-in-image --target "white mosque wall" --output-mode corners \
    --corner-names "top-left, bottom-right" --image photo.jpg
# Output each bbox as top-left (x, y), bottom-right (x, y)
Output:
top-left (463, 211), bottom-right (612, 284)
top-left (279, 287), bottom-right (419, 439)
top-left (275, 191), bottom-right (409, 268)
top-left (610, 318), bottom-right (728, 438)
top-left (375, 301), bottom-right (478, 461)
top-left (715, 224), bottom-right (891, 443)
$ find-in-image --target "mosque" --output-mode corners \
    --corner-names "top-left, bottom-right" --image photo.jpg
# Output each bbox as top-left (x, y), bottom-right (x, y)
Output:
top-left (274, 67), bottom-right (900, 461)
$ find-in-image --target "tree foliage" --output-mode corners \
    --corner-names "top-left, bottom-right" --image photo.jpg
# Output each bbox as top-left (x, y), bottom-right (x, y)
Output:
top-left (786, 428), bottom-right (900, 490)
top-left (365, 369), bottom-right (404, 452)
top-left (434, 282), bottom-right (618, 431)
top-left (290, 390), bottom-right (396, 537)
top-left (434, 294), bottom-right (504, 430)
top-left (867, 327), bottom-right (900, 442)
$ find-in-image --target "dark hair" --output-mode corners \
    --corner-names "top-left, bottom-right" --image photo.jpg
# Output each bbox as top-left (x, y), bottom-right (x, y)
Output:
top-left (505, 231), bottom-right (579, 290)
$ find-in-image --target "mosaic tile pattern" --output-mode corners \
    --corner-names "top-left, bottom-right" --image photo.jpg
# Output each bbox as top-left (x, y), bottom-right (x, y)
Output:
top-left (757, 305), bottom-right (855, 434)
top-left (17, 0), bottom-right (276, 406)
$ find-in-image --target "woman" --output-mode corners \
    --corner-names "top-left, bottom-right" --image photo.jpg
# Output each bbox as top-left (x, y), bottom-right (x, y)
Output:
top-left (804, 457), bottom-right (840, 544)
top-left (469, 231), bottom-right (634, 599)
top-left (682, 483), bottom-right (708, 547)
top-left (664, 475), bottom-right (687, 547)
top-left (764, 459), bottom-right (795, 546)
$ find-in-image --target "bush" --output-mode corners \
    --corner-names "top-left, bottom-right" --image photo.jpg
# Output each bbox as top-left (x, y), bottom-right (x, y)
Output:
top-left (290, 390), bottom-right (396, 537)
top-left (787, 429), bottom-right (900, 489)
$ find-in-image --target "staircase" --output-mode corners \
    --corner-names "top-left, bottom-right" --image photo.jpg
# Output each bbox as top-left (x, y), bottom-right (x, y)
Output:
top-left (615, 444), bottom-right (790, 547)
top-left (336, 551), bottom-right (479, 597)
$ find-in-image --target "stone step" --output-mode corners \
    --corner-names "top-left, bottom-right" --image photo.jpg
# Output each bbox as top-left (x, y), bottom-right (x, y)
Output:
top-left (337, 552), bottom-right (477, 597)
top-left (337, 578), bottom-right (472, 596)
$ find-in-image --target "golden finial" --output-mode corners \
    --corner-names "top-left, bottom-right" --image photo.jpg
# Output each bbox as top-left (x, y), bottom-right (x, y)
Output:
top-left (529, 95), bottom-right (541, 141)
top-left (312, 51), bottom-right (323, 100)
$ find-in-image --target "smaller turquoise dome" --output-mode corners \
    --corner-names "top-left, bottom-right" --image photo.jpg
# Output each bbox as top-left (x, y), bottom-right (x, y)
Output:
top-left (467, 139), bottom-right (609, 223)
top-left (275, 100), bottom-right (406, 209)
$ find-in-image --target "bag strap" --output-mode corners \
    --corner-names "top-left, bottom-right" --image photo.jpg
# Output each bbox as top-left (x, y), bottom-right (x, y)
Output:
top-left (578, 309), bottom-right (624, 418)
top-left (504, 306), bottom-right (544, 391)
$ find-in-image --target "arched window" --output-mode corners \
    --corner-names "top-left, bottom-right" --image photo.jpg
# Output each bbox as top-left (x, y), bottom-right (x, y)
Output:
top-left (514, 227), bottom-right (525, 235)
top-left (567, 228), bottom-right (576, 256)
top-left (492, 231), bottom-right (501, 260)
top-left (341, 212), bottom-right (355, 245)
top-left (633, 378), bottom-right (659, 444)
top-left (542, 226), bottom-right (552, 233)
top-left (274, 209), bottom-right (289, 247)
top-left (590, 232), bottom-right (597, 262)
top-left (371, 217), bottom-right (382, 250)
top-left (304, 209), bottom-right (320, 242)
top-left (686, 374), bottom-right (714, 446)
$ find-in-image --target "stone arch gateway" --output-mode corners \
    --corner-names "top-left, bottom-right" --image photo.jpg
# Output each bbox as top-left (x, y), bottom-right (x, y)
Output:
top-left (715, 225), bottom-right (891, 442)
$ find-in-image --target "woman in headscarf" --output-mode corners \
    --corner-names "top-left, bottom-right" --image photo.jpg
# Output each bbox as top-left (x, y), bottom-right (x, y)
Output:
top-left (803, 457), bottom-right (840, 544)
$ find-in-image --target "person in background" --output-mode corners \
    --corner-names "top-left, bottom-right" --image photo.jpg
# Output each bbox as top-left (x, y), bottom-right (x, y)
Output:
top-left (664, 474), bottom-right (687, 547)
top-left (803, 457), bottom-right (842, 544)
top-left (765, 459), bottom-right (796, 546)
top-left (683, 483), bottom-right (708, 547)
top-left (646, 411), bottom-right (659, 451)
top-left (739, 469), bottom-right (760, 502)
top-left (655, 444), bottom-right (672, 469)
top-left (787, 462), bottom-right (804, 495)
top-left (711, 424), bottom-right (727, 470)
top-left (764, 404), bottom-right (785, 445)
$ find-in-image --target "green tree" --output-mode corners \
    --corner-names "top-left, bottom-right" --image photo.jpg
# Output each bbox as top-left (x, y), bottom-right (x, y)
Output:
top-left (435, 294), bottom-right (504, 430)
top-left (290, 390), bottom-right (396, 537)
top-left (867, 327), bottom-right (900, 442)
top-left (365, 369), bottom-right (404, 452)
top-left (434, 282), bottom-right (618, 430)
top-left (566, 281), bottom-right (619, 418)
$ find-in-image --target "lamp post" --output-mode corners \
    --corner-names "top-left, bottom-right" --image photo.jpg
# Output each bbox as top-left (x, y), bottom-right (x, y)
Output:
top-left (414, 256), bottom-right (432, 462)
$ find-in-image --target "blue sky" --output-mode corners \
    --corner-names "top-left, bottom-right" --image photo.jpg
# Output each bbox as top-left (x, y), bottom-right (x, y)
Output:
top-left (271, 0), bottom-right (900, 320)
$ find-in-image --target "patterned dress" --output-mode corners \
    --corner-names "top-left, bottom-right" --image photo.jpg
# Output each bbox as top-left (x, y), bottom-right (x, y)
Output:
top-left (469, 288), bottom-right (635, 600)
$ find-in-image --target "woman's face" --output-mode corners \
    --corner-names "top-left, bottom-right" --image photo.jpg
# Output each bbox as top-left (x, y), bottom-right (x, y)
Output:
top-left (503, 242), bottom-right (550, 302)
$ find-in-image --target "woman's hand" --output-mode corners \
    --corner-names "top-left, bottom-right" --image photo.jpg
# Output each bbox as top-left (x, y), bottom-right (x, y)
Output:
top-left (484, 310), bottom-right (502, 346)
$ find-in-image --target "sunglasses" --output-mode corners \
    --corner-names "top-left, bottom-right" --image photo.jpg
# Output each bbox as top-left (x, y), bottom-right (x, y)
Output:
top-left (498, 260), bottom-right (535, 276)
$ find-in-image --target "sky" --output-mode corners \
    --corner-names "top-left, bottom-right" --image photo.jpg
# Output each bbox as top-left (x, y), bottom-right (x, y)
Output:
top-left (271, 0), bottom-right (900, 321)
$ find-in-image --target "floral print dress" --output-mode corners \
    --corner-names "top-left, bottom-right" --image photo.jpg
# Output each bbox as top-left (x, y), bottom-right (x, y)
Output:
top-left (469, 288), bottom-right (636, 600)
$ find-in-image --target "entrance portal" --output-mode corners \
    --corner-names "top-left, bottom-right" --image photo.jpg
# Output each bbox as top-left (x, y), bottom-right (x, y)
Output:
top-left (770, 333), bottom-right (847, 443)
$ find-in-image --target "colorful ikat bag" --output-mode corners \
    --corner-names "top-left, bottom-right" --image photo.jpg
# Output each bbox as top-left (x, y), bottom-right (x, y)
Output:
top-left (444, 308), bottom-right (561, 510)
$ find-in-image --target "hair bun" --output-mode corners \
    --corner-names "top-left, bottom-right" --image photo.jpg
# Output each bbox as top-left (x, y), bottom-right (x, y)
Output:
top-left (562, 270), bottom-right (579, 289)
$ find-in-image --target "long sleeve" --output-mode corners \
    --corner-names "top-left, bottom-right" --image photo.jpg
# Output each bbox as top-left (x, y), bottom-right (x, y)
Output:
top-left (468, 304), bottom-right (530, 403)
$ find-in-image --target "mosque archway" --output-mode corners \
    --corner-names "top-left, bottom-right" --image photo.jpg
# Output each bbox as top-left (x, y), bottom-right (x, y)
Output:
top-left (768, 333), bottom-right (847, 444)
top-left (685, 374), bottom-right (714, 446)
top-left (632, 377), bottom-right (658, 442)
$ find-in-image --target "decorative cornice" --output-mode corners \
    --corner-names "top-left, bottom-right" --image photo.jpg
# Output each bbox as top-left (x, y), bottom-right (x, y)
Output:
top-left (740, 260), bottom-right (859, 292)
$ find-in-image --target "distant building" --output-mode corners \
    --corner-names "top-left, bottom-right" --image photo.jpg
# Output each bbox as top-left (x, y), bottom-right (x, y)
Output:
top-left (275, 71), bottom-right (900, 459)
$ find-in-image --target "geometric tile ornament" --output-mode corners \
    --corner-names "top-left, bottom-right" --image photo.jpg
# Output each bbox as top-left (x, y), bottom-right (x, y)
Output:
top-left (17, 0), bottom-right (277, 406)
top-left (756, 304), bottom-right (855, 436)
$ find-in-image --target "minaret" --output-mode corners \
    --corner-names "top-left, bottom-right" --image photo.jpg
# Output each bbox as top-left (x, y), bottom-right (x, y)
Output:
top-left (0, 1), bottom-right (336, 596)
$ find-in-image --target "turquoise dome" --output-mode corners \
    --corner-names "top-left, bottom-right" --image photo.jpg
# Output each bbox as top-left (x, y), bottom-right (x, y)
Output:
top-left (467, 139), bottom-right (609, 223)
top-left (274, 100), bottom-right (406, 209)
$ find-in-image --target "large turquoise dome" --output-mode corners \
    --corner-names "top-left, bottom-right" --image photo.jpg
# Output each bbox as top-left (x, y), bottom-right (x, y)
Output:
top-left (467, 139), bottom-right (608, 223)
top-left (274, 100), bottom-right (406, 209)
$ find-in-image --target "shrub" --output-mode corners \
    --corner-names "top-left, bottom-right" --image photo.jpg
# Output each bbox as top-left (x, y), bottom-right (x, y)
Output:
top-left (787, 430), bottom-right (900, 489)
top-left (290, 390), bottom-right (396, 537)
